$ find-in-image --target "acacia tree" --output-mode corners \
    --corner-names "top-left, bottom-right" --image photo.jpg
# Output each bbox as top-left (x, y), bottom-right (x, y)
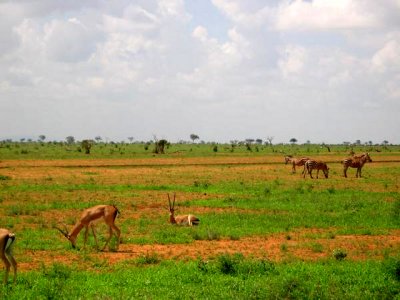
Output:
top-left (154, 139), bottom-right (169, 154)
top-left (66, 136), bottom-right (75, 144)
top-left (81, 140), bottom-right (93, 154)
top-left (190, 134), bottom-right (199, 143)
top-left (38, 135), bottom-right (46, 142)
top-left (290, 138), bottom-right (297, 145)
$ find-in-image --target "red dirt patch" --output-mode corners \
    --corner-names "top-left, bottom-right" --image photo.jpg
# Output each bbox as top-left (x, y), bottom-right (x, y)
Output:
top-left (18, 229), bottom-right (400, 271)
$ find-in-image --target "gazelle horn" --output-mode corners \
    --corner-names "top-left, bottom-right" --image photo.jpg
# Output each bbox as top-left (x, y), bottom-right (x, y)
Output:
top-left (53, 224), bottom-right (69, 238)
top-left (167, 193), bottom-right (172, 209)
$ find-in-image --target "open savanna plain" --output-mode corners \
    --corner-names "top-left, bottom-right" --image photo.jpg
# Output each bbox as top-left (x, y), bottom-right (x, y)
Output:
top-left (0, 145), bottom-right (399, 299)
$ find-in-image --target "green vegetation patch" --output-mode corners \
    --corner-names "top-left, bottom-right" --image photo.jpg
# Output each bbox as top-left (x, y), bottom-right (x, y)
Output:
top-left (1, 257), bottom-right (399, 299)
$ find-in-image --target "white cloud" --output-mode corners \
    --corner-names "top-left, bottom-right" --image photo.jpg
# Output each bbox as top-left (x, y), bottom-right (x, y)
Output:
top-left (44, 18), bottom-right (100, 63)
top-left (278, 45), bottom-right (307, 77)
top-left (275, 0), bottom-right (381, 31)
top-left (0, 0), bottom-right (399, 143)
top-left (211, 0), bottom-right (272, 27)
top-left (371, 39), bottom-right (400, 72)
top-left (192, 26), bottom-right (208, 42)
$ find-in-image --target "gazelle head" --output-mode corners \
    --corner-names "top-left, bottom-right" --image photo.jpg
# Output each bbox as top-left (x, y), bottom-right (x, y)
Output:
top-left (54, 224), bottom-right (76, 249)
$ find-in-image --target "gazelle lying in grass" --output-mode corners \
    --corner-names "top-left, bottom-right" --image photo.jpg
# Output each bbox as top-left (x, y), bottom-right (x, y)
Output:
top-left (168, 193), bottom-right (200, 226)
top-left (0, 228), bottom-right (17, 284)
top-left (55, 205), bottom-right (121, 251)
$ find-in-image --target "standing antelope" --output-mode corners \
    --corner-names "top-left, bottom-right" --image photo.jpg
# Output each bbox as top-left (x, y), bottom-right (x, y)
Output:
top-left (342, 153), bottom-right (372, 178)
top-left (0, 228), bottom-right (17, 284)
top-left (168, 193), bottom-right (200, 226)
top-left (303, 159), bottom-right (329, 179)
top-left (285, 156), bottom-right (310, 173)
top-left (55, 205), bottom-right (121, 251)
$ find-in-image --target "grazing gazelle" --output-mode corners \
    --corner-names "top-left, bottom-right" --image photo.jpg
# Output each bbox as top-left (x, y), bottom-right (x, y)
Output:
top-left (0, 228), bottom-right (17, 284)
top-left (168, 193), bottom-right (200, 226)
top-left (55, 205), bottom-right (121, 251)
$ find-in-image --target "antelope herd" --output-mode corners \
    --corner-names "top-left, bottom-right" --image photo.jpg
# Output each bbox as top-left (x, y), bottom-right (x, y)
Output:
top-left (1, 152), bottom-right (372, 284)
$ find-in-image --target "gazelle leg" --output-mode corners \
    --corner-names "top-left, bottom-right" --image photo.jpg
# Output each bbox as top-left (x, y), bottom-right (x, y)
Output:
top-left (111, 224), bottom-right (121, 250)
top-left (6, 254), bottom-right (17, 283)
top-left (90, 224), bottom-right (99, 249)
top-left (83, 225), bottom-right (89, 249)
top-left (5, 245), bottom-right (17, 283)
top-left (106, 224), bottom-right (121, 250)
top-left (102, 227), bottom-right (113, 251)
top-left (1, 253), bottom-right (10, 283)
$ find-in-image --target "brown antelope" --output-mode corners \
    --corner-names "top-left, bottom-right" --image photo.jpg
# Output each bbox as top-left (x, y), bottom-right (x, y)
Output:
top-left (342, 153), bottom-right (372, 178)
top-left (168, 193), bottom-right (200, 226)
top-left (285, 156), bottom-right (310, 173)
top-left (55, 205), bottom-right (121, 251)
top-left (303, 159), bottom-right (329, 179)
top-left (0, 228), bottom-right (17, 284)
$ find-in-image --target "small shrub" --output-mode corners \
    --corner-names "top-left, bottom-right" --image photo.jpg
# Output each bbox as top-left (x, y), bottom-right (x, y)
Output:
top-left (217, 253), bottom-right (242, 275)
top-left (42, 263), bottom-right (72, 280)
top-left (328, 232), bottom-right (336, 239)
top-left (229, 234), bottom-right (240, 241)
top-left (0, 175), bottom-right (11, 180)
top-left (136, 252), bottom-right (160, 265)
top-left (333, 248), bottom-right (347, 261)
top-left (327, 187), bottom-right (336, 194)
top-left (197, 258), bottom-right (210, 273)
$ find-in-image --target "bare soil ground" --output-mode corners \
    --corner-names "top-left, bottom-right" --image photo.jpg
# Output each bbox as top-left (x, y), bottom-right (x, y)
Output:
top-left (18, 229), bottom-right (400, 271)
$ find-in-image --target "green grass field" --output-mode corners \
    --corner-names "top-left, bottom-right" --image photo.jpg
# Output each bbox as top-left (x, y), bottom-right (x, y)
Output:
top-left (0, 141), bottom-right (399, 299)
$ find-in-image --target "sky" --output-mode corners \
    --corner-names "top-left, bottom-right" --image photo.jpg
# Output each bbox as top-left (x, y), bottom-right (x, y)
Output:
top-left (0, 0), bottom-right (399, 144)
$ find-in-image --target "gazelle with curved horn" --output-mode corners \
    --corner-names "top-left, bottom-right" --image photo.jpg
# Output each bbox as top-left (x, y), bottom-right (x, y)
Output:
top-left (55, 205), bottom-right (121, 251)
top-left (168, 193), bottom-right (200, 226)
top-left (0, 228), bottom-right (17, 284)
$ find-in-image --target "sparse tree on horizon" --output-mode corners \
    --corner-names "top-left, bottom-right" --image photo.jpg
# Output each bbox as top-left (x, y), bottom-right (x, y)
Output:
top-left (66, 136), bottom-right (75, 144)
top-left (190, 134), bottom-right (199, 143)
top-left (154, 139), bottom-right (168, 154)
top-left (81, 140), bottom-right (93, 154)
